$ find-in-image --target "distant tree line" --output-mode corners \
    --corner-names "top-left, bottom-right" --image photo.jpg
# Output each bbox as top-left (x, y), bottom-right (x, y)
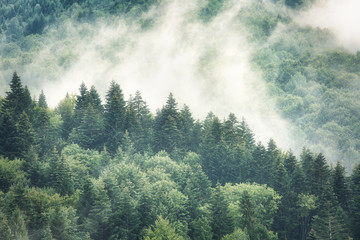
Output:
top-left (1, 72), bottom-right (360, 240)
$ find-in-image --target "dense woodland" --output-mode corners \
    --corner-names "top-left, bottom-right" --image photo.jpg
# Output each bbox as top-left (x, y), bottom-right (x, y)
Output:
top-left (1, 0), bottom-right (360, 239)
top-left (0, 72), bottom-right (360, 240)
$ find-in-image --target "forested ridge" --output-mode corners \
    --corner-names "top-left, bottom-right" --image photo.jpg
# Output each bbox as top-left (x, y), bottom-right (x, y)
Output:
top-left (0, 72), bottom-right (360, 240)
top-left (1, 0), bottom-right (360, 239)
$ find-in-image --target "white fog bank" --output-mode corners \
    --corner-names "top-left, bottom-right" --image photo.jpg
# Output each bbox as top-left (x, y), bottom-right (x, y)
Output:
top-left (295, 0), bottom-right (360, 52)
top-left (27, 0), bottom-right (301, 151)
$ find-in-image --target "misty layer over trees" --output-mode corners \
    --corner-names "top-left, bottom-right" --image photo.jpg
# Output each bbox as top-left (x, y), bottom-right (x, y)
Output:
top-left (1, 0), bottom-right (360, 239)
top-left (1, 73), bottom-right (360, 240)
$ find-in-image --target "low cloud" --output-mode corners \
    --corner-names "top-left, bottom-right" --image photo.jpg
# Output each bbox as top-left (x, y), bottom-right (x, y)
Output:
top-left (17, 0), bottom-right (300, 151)
top-left (295, 0), bottom-right (360, 52)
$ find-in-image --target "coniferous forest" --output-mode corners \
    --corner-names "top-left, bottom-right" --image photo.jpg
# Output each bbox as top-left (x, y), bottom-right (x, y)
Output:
top-left (1, 0), bottom-right (360, 240)
top-left (1, 72), bottom-right (359, 240)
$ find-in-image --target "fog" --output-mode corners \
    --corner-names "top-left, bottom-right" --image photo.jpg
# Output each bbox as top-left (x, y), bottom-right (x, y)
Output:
top-left (7, 0), bottom-right (302, 152)
top-left (295, 0), bottom-right (360, 52)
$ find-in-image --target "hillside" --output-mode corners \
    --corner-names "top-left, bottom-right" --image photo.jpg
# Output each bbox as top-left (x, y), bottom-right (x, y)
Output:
top-left (1, 0), bottom-right (360, 239)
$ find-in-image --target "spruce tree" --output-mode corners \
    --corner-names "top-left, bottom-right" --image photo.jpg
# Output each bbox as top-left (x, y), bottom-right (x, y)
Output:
top-left (104, 81), bottom-right (126, 154)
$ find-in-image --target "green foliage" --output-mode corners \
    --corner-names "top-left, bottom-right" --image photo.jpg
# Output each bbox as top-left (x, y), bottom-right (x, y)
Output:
top-left (0, 72), bottom-right (359, 240)
top-left (143, 215), bottom-right (185, 240)
top-left (104, 81), bottom-right (126, 154)
top-left (0, 157), bottom-right (25, 193)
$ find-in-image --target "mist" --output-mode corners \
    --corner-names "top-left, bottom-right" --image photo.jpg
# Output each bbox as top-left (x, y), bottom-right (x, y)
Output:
top-left (4, 0), bottom-right (303, 152)
top-left (295, 0), bottom-right (360, 52)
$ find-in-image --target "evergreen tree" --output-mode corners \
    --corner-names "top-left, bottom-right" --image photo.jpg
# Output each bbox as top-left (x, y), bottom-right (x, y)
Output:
top-left (0, 211), bottom-right (12, 240)
top-left (300, 148), bottom-right (315, 193)
top-left (239, 118), bottom-right (255, 149)
top-left (211, 184), bottom-right (233, 240)
top-left (38, 90), bottom-right (48, 109)
top-left (154, 93), bottom-right (183, 154)
top-left (2, 72), bottom-right (26, 119)
top-left (125, 91), bottom-right (154, 153)
top-left (272, 162), bottom-right (298, 240)
top-left (48, 148), bottom-right (74, 196)
top-left (312, 153), bottom-right (330, 196)
top-left (180, 105), bottom-right (197, 151)
top-left (85, 180), bottom-right (112, 240)
top-left (0, 111), bottom-right (18, 159)
top-left (143, 216), bottom-right (185, 240)
top-left (283, 150), bottom-right (297, 175)
top-left (240, 190), bottom-right (258, 240)
top-left (104, 81), bottom-right (126, 154)
top-left (15, 111), bottom-right (35, 159)
top-left (332, 161), bottom-right (349, 212)
top-left (56, 93), bottom-right (75, 139)
top-left (69, 104), bottom-right (105, 150)
top-left (108, 186), bottom-right (140, 240)
top-left (350, 164), bottom-right (360, 239)
top-left (250, 142), bottom-right (269, 184)
top-left (200, 116), bottom-right (224, 184)
top-left (310, 182), bottom-right (350, 240)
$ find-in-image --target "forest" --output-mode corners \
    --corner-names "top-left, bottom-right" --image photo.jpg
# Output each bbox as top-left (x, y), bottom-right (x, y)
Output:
top-left (0, 72), bottom-right (359, 240)
top-left (1, 0), bottom-right (360, 239)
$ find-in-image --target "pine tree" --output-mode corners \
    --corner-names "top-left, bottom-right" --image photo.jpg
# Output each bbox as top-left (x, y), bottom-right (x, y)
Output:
top-left (104, 81), bottom-right (126, 154)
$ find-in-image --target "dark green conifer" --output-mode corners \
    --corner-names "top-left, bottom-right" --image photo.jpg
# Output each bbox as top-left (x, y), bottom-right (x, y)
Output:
top-left (211, 184), bottom-right (233, 240)
top-left (104, 81), bottom-right (126, 154)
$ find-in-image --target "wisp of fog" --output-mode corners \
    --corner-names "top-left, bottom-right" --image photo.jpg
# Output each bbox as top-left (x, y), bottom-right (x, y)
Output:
top-left (295, 0), bottom-right (360, 52)
top-left (15, 0), bottom-right (302, 152)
